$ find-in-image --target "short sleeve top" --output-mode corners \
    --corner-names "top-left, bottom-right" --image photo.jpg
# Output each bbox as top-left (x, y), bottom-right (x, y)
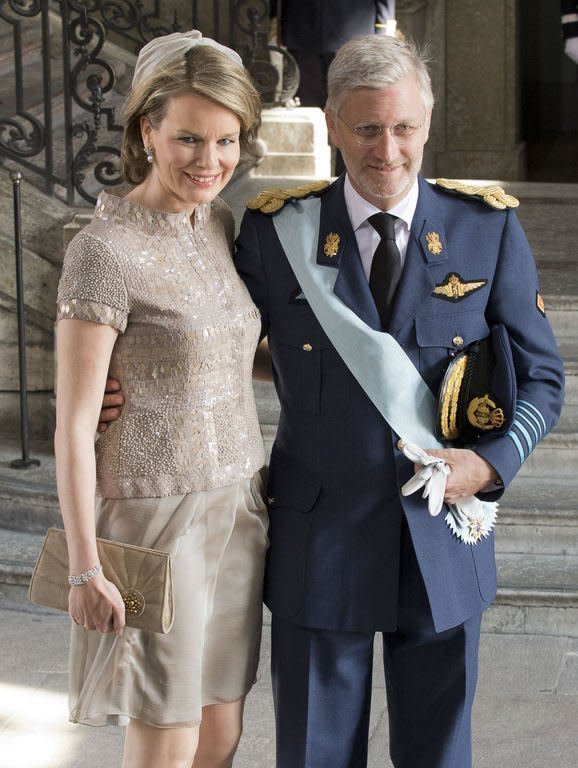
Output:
top-left (57, 192), bottom-right (265, 498)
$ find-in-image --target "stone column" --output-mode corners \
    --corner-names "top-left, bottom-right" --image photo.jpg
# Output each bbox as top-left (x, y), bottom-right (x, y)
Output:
top-left (398, 0), bottom-right (525, 180)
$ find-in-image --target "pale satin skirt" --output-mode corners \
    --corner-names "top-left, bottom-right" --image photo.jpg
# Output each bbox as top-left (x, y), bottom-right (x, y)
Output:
top-left (69, 469), bottom-right (269, 728)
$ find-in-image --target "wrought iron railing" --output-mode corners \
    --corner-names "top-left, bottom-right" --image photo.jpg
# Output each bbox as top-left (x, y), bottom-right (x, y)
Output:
top-left (0, 0), bottom-right (298, 205)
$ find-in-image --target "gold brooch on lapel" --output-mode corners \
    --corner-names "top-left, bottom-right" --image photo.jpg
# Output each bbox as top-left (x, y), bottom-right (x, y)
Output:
top-left (432, 273), bottom-right (487, 302)
top-left (425, 231), bottom-right (443, 255)
top-left (323, 232), bottom-right (340, 258)
top-left (536, 291), bottom-right (546, 317)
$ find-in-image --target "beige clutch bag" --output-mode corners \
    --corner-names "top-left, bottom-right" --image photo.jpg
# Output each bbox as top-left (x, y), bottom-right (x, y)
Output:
top-left (28, 528), bottom-right (174, 634)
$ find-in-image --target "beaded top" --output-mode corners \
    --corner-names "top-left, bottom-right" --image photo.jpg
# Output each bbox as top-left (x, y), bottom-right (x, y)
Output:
top-left (57, 192), bottom-right (265, 498)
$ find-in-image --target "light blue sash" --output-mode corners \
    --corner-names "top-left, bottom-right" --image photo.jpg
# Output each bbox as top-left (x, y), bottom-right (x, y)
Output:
top-left (273, 197), bottom-right (443, 449)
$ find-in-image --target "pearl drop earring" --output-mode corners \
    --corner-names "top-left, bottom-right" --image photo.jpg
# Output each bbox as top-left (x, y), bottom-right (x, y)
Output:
top-left (145, 145), bottom-right (154, 163)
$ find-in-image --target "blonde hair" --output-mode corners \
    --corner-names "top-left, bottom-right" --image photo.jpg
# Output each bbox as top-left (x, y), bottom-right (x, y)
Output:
top-left (122, 45), bottom-right (261, 184)
top-left (326, 35), bottom-right (434, 114)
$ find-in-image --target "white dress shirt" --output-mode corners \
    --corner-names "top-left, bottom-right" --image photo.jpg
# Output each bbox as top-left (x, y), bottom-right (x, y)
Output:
top-left (343, 175), bottom-right (419, 280)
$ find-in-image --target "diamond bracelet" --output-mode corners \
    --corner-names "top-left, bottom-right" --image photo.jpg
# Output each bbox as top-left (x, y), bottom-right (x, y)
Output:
top-left (68, 563), bottom-right (103, 587)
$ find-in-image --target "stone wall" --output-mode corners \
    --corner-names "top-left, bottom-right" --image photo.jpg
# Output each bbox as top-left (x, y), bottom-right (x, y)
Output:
top-left (399, 0), bottom-right (525, 180)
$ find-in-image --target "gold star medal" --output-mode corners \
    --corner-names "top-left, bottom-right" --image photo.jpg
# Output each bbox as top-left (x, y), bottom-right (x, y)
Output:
top-left (323, 232), bottom-right (340, 258)
top-left (425, 231), bottom-right (443, 255)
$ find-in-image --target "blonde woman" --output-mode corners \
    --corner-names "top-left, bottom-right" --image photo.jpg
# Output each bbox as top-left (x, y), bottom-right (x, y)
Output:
top-left (55, 31), bottom-right (267, 768)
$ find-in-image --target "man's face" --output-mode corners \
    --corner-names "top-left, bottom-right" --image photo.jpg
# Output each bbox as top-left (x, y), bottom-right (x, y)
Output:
top-left (326, 75), bottom-right (431, 210)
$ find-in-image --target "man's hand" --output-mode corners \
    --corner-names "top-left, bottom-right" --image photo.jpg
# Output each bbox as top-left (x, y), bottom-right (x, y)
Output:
top-left (421, 449), bottom-right (498, 504)
top-left (97, 377), bottom-right (124, 433)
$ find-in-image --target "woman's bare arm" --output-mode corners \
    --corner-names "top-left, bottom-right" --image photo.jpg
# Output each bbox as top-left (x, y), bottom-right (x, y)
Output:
top-left (54, 318), bottom-right (126, 633)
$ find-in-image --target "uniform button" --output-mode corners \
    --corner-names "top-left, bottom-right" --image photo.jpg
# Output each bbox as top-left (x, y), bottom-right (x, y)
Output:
top-left (452, 335), bottom-right (464, 347)
top-left (302, 343), bottom-right (313, 352)
top-left (267, 496), bottom-right (275, 504)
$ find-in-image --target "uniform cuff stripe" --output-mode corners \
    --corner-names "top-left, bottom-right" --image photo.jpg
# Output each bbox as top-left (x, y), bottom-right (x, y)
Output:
top-left (517, 410), bottom-right (541, 444)
top-left (511, 421), bottom-right (534, 454)
top-left (517, 399), bottom-right (546, 434)
top-left (508, 432), bottom-right (525, 464)
top-left (516, 408), bottom-right (541, 441)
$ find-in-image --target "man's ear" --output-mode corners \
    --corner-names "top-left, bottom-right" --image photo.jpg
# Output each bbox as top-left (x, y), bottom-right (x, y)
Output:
top-left (325, 109), bottom-right (341, 149)
top-left (423, 108), bottom-right (433, 144)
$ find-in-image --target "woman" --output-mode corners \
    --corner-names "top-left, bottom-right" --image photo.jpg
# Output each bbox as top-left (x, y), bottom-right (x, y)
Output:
top-left (55, 30), bottom-right (267, 768)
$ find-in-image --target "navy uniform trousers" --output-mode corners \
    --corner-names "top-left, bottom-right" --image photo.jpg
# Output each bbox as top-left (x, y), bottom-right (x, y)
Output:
top-left (271, 518), bottom-right (482, 768)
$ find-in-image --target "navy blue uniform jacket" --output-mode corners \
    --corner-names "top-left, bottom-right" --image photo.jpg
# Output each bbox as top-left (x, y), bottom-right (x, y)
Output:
top-left (235, 176), bottom-right (564, 634)
top-left (279, 1), bottom-right (394, 53)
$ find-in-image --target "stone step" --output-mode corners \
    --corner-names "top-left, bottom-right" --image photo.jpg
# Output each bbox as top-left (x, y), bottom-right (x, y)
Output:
top-left (502, 181), bottom-right (578, 264)
top-left (496, 476), bottom-right (578, 555)
top-left (484, 548), bottom-right (578, 637)
top-left (0, 527), bottom-right (45, 586)
top-left (0, 526), bottom-right (575, 637)
top-left (0, 165), bottom-right (76, 267)
top-left (0, 13), bottom-right (42, 55)
top-left (484, 589), bottom-right (578, 638)
top-left (0, 474), bottom-right (60, 533)
top-left (0, 439), bottom-right (58, 532)
top-left (516, 427), bottom-right (578, 478)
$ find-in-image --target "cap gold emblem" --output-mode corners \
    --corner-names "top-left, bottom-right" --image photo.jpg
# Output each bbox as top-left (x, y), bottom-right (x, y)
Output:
top-left (466, 395), bottom-right (505, 431)
top-left (425, 231), bottom-right (443, 255)
top-left (433, 273), bottom-right (487, 303)
top-left (324, 232), bottom-right (340, 258)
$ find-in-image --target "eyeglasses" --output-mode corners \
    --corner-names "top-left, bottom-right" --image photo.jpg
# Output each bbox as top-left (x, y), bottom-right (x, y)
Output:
top-left (335, 113), bottom-right (425, 147)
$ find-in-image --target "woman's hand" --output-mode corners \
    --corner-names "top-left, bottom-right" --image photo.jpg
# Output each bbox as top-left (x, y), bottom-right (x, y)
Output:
top-left (69, 573), bottom-right (126, 635)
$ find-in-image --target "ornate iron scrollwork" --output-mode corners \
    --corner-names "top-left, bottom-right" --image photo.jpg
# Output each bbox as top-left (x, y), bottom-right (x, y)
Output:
top-left (0, 1), bottom-right (46, 162)
top-left (67, 2), bottom-right (123, 202)
top-left (0, 114), bottom-right (44, 156)
top-left (5, 0), bottom-right (42, 18)
top-left (232, 0), bottom-right (299, 107)
top-left (75, 0), bottom-right (178, 50)
top-left (0, 0), bottom-right (302, 204)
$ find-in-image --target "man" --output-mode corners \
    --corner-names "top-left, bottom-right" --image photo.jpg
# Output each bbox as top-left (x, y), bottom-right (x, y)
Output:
top-left (233, 34), bottom-right (564, 768)
top-left (562, 1), bottom-right (578, 63)
top-left (100, 35), bottom-right (564, 768)
top-left (274, 0), bottom-right (396, 108)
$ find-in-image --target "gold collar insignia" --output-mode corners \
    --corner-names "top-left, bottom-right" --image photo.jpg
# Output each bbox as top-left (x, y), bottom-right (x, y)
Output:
top-left (433, 272), bottom-right (487, 302)
top-left (425, 231), bottom-right (443, 255)
top-left (323, 232), bottom-right (340, 258)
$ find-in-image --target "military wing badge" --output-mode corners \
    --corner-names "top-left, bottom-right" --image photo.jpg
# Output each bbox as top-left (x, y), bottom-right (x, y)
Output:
top-left (433, 272), bottom-right (487, 302)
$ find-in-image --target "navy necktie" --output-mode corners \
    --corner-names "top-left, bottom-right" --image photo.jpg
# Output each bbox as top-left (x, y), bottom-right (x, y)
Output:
top-left (368, 212), bottom-right (402, 329)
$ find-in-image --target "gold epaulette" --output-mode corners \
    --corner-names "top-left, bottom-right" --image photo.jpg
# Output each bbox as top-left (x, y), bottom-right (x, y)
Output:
top-left (246, 181), bottom-right (330, 214)
top-left (435, 178), bottom-right (519, 210)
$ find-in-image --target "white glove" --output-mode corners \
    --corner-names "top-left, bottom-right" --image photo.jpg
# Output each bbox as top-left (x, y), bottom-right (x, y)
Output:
top-left (565, 37), bottom-right (578, 64)
top-left (399, 442), bottom-right (450, 517)
top-left (399, 441), bottom-right (499, 544)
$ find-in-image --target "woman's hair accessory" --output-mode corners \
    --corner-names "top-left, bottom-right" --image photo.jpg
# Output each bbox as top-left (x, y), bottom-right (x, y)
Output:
top-left (132, 29), bottom-right (243, 90)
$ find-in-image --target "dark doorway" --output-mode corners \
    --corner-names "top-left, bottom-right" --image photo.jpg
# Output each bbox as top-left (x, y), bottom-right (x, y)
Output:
top-left (521, 0), bottom-right (578, 182)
